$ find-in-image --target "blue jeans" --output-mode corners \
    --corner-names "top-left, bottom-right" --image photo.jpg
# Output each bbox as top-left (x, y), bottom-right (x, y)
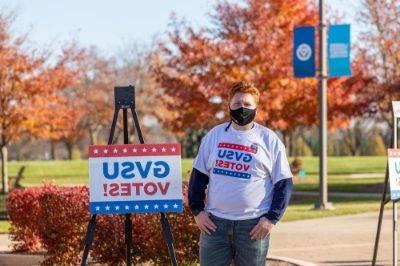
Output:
top-left (199, 213), bottom-right (270, 266)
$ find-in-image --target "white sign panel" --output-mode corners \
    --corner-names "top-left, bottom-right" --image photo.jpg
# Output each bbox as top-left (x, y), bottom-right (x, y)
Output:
top-left (88, 143), bottom-right (183, 214)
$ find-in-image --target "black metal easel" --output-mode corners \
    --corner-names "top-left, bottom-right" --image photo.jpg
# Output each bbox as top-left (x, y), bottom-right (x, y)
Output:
top-left (80, 85), bottom-right (178, 266)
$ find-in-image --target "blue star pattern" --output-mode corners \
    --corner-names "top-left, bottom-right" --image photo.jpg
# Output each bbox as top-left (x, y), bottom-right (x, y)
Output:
top-left (90, 199), bottom-right (183, 214)
top-left (213, 168), bottom-right (251, 179)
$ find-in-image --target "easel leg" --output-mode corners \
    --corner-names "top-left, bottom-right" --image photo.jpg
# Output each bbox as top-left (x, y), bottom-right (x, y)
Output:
top-left (130, 108), bottom-right (144, 143)
top-left (372, 165), bottom-right (389, 266)
top-left (81, 214), bottom-right (97, 266)
top-left (160, 213), bottom-right (178, 266)
top-left (108, 108), bottom-right (120, 144)
top-left (125, 214), bottom-right (132, 266)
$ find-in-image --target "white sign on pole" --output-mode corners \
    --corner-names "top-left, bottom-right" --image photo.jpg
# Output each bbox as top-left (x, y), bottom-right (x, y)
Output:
top-left (393, 101), bottom-right (400, 118)
top-left (388, 149), bottom-right (400, 201)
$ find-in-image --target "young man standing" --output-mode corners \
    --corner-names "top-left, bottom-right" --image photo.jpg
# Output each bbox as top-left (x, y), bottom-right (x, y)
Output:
top-left (188, 81), bottom-right (293, 266)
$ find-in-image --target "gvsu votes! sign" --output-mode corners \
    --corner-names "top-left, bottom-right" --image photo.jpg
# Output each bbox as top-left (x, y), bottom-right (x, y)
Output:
top-left (88, 144), bottom-right (182, 214)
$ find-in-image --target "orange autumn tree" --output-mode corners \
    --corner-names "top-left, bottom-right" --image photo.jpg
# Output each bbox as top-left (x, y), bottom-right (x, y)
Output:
top-left (356, 0), bottom-right (400, 130)
top-left (151, 0), bottom-right (368, 143)
top-left (0, 13), bottom-right (83, 193)
top-left (30, 44), bottom-right (86, 160)
top-left (51, 48), bottom-right (116, 160)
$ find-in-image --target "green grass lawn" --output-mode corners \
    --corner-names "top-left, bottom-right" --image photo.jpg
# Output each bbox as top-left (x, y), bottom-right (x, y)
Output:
top-left (0, 221), bottom-right (10, 233)
top-left (293, 175), bottom-right (385, 193)
top-left (282, 196), bottom-right (388, 222)
top-left (8, 160), bottom-right (89, 185)
top-left (7, 156), bottom-right (387, 186)
top-left (294, 156), bottom-right (387, 175)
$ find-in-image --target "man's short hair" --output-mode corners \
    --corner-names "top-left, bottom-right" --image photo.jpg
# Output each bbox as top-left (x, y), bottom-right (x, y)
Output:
top-left (228, 81), bottom-right (260, 104)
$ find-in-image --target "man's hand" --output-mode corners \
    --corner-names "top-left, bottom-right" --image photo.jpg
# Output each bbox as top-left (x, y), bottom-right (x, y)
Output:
top-left (194, 211), bottom-right (217, 235)
top-left (250, 217), bottom-right (274, 240)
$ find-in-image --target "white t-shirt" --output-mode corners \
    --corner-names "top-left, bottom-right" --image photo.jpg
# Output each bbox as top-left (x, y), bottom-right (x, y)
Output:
top-left (193, 122), bottom-right (293, 220)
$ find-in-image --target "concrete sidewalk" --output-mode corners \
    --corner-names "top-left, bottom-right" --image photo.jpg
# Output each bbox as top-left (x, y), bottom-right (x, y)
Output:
top-left (269, 211), bottom-right (397, 266)
top-left (0, 234), bottom-right (11, 252)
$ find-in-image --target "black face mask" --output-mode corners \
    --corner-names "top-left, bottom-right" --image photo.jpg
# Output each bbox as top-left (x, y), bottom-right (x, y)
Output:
top-left (229, 107), bottom-right (256, 126)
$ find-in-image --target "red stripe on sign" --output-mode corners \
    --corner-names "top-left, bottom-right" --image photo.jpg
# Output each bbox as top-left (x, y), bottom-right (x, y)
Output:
top-left (218, 142), bottom-right (256, 154)
top-left (88, 143), bottom-right (181, 158)
top-left (388, 149), bottom-right (400, 158)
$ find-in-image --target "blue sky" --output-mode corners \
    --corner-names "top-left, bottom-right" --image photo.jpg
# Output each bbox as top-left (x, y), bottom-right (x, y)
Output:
top-left (0, 0), bottom-right (360, 55)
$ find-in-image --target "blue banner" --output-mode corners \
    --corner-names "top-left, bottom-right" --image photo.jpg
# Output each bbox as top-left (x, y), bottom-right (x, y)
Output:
top-left (293, 26), bottom-right (315, 78)
top-left (328, 24), bottom-right (351, 77)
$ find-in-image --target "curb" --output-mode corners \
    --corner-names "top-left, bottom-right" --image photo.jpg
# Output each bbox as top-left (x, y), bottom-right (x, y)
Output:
top-left (0, 253), bottom-right (43, 266)
top-left (268, 255), bottom-right (318, 266)
top-left (0, 253), bottom-right (318, 266)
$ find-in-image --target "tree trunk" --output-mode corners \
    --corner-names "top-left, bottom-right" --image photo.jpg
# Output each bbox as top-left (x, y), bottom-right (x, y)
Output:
top-left (15, 143), bottom-right (20, 161)
top-left (288, 130), bottom-right (294, 157)
top-left (65, 142), bottom-right (73, 160)
top-left (282, 130), bottom-right (292, 156)
top-left (50, 140), bottom-right (56, 160)
top-left (281, 130), bottom-right (287, 149)
top-left (0, 145), bottom-right (9, 194)
top-left (89, 127), bottom-right (99, 145)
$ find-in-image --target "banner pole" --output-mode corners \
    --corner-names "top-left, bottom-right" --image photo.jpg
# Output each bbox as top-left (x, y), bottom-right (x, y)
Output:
top-left (316, 0), bottom-right (331, 209)
top-left (393, 112), bottom-right (398, 266)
